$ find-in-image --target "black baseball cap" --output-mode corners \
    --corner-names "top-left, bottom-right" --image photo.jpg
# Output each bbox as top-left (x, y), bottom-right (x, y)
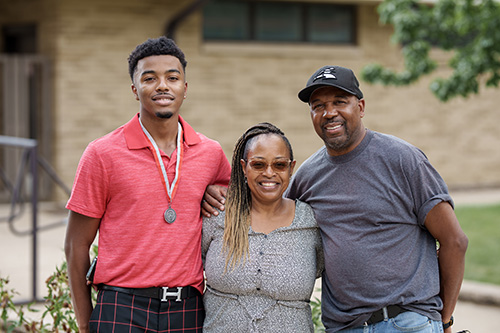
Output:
top-left (298, 65), bottom-right (363, 103)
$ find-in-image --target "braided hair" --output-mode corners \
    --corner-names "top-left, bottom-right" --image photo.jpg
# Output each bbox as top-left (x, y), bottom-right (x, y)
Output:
top-left (223, 122), bottom-right (293, 271)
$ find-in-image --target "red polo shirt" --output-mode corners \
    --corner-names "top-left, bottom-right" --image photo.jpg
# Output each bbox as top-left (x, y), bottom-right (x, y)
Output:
top-left (66, 114), bottom-right (230, 292)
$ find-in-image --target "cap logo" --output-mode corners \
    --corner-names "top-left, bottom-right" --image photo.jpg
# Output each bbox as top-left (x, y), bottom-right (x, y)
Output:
top-left (313, 67), bottom-right (336, 82)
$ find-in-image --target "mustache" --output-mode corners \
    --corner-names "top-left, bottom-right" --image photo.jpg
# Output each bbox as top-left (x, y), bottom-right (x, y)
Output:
top-left (323, 118), bottom-right (344, 126)
top-left (152, 92), bottom-right (175, 99)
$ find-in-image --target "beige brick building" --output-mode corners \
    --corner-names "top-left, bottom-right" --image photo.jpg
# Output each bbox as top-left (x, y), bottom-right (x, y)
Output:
top-left (1, 0), bottom-right (499, 202)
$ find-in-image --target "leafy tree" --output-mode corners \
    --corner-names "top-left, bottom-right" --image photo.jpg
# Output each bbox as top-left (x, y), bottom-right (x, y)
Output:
top-left (361, 0), bottom-right (500, 102)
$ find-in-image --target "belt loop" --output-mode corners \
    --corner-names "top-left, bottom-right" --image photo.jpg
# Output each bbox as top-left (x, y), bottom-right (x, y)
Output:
top-left (382, 307), bottom-right (389, 321)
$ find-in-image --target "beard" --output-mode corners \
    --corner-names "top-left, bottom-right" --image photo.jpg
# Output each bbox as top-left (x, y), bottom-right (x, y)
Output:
top-left (325, 134), bottom-right (350, 152)
top-left (321, 121), bottom-right (352, 151)
top-left (322, 124), bottom-right (366, 155)
top-left (155, 111), bottom-right (174, 119)
top-left (322, 123), bottom-right (351, 152)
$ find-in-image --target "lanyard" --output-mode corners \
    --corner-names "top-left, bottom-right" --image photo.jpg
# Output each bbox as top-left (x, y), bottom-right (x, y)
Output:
top-left (139, 118), bottom-right (183, 205)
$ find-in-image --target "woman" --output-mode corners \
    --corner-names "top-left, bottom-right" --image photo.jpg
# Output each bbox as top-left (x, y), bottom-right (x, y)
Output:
top-left (202, 122), bottom-right (324, 332)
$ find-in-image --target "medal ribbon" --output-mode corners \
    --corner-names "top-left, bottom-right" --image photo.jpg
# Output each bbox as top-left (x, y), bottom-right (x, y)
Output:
top-left (139, 118), bottom-right (183, 205)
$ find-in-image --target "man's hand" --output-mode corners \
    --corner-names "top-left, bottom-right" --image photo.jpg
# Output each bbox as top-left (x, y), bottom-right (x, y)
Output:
top-left (202, 185), bottom-right (227, 217)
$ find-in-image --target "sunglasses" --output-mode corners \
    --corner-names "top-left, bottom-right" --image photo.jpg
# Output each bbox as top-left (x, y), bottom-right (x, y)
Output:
top-left (245, 158), bottom-right (291, 172)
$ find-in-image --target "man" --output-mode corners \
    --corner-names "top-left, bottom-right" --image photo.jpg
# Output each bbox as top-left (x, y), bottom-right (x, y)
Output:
top-left (203, 66), bottom-right (468, 332)
top-left (65, 37), bottom-right (230, 333)
top-left (289, 65), bottom-right (468, 332)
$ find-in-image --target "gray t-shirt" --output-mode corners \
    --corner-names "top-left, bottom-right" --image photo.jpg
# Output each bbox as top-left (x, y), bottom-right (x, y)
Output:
top-left (285, 129), bottom-right (452, 331)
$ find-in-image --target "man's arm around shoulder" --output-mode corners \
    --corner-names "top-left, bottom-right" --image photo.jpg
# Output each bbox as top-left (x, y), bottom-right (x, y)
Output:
top-left (64, 211), bottom-right (100, 333)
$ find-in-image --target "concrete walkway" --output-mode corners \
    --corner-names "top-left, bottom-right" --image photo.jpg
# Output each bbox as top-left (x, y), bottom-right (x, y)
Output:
top-left (1, 188), bottom-right (500, 332)
top-left (451, 187), bottom-right (500, 206)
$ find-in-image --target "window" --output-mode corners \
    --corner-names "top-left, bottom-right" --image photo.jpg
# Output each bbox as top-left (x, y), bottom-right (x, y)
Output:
top-left (255, 3), bottom-right (302, 41)
top-left (203, 1), bottom-right (356, 44)
top-left (307, 5), bottom-right (354, 43)
top-left (2, 24), bottom-right (37, 53)
top-left (203, 2), bottom-right (250, 40)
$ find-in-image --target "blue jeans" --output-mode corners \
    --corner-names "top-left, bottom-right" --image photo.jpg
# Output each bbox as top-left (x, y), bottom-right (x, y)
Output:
top-left (336, 311), bottom-right (444, 333)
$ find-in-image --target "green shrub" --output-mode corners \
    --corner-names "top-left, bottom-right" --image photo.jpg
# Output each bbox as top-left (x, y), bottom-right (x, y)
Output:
top-left (1, 245), bottom-right (98, 332)
top-left (1, 262), bottom-right (77, 332)
top-left (311, 291), bottom-right (325, 332)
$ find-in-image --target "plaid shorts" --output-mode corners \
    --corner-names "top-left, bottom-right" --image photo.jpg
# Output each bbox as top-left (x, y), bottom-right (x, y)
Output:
top-left (89, 288), bottom-right (204, 332)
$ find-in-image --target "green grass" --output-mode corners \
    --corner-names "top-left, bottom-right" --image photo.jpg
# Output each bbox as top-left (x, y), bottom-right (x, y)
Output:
top-left (455, 203), bottom-right (500, 285)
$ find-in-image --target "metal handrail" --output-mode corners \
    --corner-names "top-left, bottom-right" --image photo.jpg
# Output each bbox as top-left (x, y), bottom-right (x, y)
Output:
top-left (0, 135), bottom-right (71, 302)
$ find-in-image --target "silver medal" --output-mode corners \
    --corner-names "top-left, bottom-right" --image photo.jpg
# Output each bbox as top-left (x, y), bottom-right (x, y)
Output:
top-left (139, 120), bottom-right (182, 226)
top-left (164, 207), bottom-right (176, 224)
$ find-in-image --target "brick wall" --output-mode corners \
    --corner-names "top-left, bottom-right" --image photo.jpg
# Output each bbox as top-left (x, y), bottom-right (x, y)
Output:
top-left (1, 0), bottom-right (499, 202)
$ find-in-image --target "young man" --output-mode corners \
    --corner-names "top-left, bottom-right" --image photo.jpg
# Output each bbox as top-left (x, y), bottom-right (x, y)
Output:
top-left (202, 66), bottom-right (468, 333)
top-left (64, 37), bottom-right (230, 333)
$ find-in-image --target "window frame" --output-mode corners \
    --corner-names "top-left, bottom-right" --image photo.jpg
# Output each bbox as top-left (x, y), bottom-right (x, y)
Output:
top-left (202, 0), bottom-right (358, 45)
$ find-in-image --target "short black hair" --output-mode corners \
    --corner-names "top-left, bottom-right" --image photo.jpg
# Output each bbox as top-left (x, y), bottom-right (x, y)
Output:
top-left (127, 36), bottom-right (187, 81)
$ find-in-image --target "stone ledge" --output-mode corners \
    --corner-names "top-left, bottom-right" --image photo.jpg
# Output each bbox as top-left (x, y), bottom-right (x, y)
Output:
top-left (459, 280), bottom-right (500, 307)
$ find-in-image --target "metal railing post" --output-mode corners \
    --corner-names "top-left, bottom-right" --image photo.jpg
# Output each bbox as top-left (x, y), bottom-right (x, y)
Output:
top-left (30, 143), bottom-right (38, 301)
